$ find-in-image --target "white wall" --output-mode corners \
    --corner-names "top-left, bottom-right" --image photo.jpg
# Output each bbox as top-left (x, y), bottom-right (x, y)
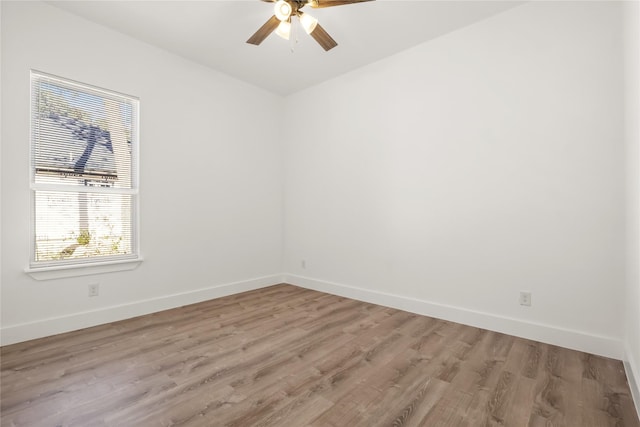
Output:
top-left (624, 0), bottom-right (640, 412)
top-left (0, 1), bottom-right (284, 344)
top-left (284, 1), bottom-right (626, 358)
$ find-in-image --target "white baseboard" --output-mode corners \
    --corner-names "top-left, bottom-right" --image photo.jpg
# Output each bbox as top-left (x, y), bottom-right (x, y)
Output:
top-left (625, 343), bottom-right (640, 421)
top-left (1, 274), bottom-right (284, 346)
top-left (284, 274), bottom-right (623, 360)
top-left (2, 273), bottom-right (625, 362)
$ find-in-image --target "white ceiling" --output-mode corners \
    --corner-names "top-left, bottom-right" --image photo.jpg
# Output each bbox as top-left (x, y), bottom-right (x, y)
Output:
top-left (48, 0), bottom-right (523, 95)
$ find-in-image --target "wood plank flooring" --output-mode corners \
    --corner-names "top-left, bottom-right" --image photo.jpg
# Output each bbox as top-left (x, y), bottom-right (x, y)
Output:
top-left (1, 284), bottom-right (638, 426)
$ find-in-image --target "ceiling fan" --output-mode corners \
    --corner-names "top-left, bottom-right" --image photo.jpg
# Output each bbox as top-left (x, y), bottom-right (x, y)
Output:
top-left (247, 0), bottom-right (374, 51)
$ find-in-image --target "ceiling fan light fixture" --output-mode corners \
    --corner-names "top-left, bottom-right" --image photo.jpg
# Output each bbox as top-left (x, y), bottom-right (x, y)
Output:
top-left (299, 12), bottom-right (318, 34)
top-left (275, 20), bottom-right (292, 40)
top-left (247, 0), bottom-right (374, 50)
top-left (274, 0), bottom-right (292, 21)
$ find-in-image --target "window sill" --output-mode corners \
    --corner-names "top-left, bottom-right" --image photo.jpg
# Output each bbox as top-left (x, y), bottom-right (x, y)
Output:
top-left (25, 257), bottom-right (143, 280)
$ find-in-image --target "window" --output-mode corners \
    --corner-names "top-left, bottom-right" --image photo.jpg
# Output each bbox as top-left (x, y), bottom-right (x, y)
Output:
top-left (30, 71), bottom-right (139, 270)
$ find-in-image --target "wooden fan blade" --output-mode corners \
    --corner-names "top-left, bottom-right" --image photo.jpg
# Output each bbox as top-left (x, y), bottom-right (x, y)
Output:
top-left (310, 23), bottom-right (337, 51)
top-left (308, 0), bottom-right (374, 8)
top-left (247, 15), bottom-right (280, 45)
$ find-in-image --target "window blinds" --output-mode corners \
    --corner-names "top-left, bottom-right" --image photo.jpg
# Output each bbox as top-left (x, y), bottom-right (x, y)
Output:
top-left (31, 71), bottom-right (139, 266)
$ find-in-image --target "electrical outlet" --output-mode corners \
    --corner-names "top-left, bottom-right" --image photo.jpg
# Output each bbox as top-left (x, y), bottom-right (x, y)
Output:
top-left (519, 291), bottom-right (531, 306)
top-left (301, 259), bottom-right (307, 269)
top-left (88, 283), bottom-right (99, 297)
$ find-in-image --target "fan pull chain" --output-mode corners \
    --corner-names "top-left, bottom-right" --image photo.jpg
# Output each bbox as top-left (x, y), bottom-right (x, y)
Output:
top-left (290, 15), bottom-right (300, 53)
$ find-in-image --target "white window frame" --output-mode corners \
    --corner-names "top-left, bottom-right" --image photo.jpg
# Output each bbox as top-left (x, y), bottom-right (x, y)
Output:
top-left (26, 71), bottom-right (142, 280)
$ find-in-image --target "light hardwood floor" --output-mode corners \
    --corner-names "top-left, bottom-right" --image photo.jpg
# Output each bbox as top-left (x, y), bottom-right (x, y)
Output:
top-left (1, 284), bottom-right (639, 426)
